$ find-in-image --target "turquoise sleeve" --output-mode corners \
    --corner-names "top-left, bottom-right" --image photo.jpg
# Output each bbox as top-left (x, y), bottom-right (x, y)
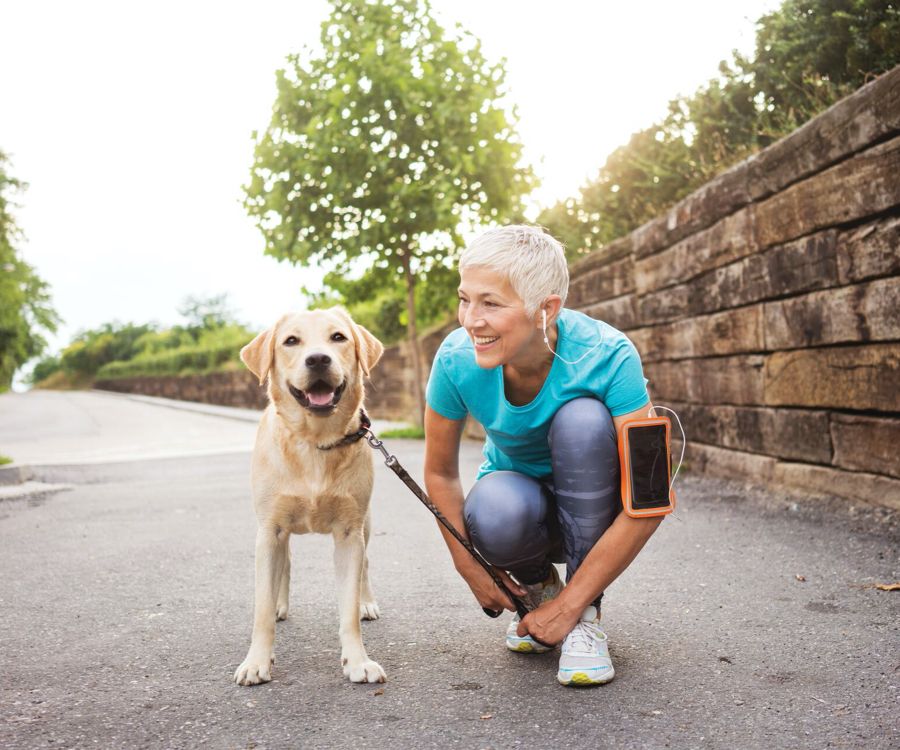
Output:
top-left (425, 352), bottom-right (468, 420)
top-left (603, 339), bottom-right (651, 417)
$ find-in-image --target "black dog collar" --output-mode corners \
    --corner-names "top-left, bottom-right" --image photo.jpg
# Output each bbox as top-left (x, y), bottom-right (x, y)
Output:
top-left (317, 410), bottom-right (372, 451)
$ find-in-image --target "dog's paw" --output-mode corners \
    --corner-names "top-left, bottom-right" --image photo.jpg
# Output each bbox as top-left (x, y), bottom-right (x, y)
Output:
top-left (343, 658), bottom-right (386, 684)
top-left (359, 601), bottom-right (380, 620)
top-left (233, 651), bottom-right (275, 686)
top-left (275, 602), bottom-right (290, 621)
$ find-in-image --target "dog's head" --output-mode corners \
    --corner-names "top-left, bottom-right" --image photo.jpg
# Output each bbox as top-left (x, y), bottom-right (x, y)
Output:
top-left (240, 306), bottom-right (384, 420)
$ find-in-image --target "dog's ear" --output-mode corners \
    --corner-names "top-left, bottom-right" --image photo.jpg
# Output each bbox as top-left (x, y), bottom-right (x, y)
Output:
top-left (351, 321), bottom-right (384, 379)
top-left (241, 319), bottom-right (282, 385)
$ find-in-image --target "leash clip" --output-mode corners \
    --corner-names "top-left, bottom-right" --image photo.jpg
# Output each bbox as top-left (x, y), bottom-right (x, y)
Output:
top-left (363, 430), bottom-right (396, 466)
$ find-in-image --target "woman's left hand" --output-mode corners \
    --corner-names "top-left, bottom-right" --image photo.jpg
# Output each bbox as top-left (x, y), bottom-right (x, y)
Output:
top-left (516, 597), bottom-right (580, 647)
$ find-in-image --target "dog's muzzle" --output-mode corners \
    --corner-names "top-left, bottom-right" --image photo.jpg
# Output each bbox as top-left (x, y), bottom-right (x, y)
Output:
top-left (288, 380), bottom-right (346, 414)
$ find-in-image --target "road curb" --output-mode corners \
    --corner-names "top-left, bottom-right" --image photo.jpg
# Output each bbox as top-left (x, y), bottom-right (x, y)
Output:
top-left (89, 389), bottom-right (263, 423)
top-left (0, 464), bottom-right (35, 487)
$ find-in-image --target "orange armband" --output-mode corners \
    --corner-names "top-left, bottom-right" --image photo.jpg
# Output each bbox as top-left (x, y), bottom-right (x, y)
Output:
top-left (618, 416), bottom-right (676, 518)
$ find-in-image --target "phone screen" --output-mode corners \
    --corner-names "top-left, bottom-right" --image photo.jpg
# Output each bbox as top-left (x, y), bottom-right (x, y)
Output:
top-left (627, 423), bottom-right (671, 510)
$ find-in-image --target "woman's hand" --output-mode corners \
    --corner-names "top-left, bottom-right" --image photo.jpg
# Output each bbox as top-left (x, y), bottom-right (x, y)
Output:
top-left (516, 597), bottom-right (580, 646)
top-left (456, 559), bottom-right (526, 613)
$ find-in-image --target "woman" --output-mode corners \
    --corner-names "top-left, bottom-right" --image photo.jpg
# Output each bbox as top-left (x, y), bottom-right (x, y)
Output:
top-left (423, 224), bottom-right (664, 687)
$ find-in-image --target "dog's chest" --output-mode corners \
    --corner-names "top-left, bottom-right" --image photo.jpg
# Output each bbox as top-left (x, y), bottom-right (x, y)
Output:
top-left (270, 457), bottom-right (370, 535)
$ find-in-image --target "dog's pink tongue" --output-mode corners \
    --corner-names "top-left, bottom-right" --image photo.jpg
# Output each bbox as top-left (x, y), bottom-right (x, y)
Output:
top-left (307, 390), bottom-right (334, 406)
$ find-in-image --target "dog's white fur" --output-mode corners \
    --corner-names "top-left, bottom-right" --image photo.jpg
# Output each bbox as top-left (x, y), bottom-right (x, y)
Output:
top-left (233, 307), bottom-right (386, 686)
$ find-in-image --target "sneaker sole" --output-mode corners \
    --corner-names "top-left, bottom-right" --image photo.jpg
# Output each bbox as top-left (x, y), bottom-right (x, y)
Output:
top-left (557, 668), bottom-right (615, 686)
top-left (507, 637), bottom-right (552, 654)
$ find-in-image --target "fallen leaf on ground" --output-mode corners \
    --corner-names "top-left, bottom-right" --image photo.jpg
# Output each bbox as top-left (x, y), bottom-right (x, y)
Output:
top-left (374, 689), bottom-right (384, 696)
top-left (874, 583), bottom-right (900, 591)
top-left (480, 714), bottom-right (492, 720)
top-left (795, 574), bottom-right (806, 581)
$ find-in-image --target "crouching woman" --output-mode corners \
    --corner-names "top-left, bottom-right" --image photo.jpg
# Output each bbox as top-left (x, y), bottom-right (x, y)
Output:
top-left (423, 224), bottom-right (664, 686)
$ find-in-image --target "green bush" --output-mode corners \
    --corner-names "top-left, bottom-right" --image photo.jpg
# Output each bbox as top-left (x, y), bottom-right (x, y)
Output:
top-left (96, 326), bottom-right (253, 380)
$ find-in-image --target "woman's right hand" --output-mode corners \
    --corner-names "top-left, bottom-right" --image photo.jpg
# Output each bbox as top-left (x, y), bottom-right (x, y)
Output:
top-left (456, 559), bottom-right (526, 613)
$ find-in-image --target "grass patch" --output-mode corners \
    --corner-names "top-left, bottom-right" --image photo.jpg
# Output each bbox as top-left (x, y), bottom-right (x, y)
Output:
top-left (33, 370), bottom-right (95, 390)
top-left (378, 427), bottom-right (425, 440)
top-left (0, 455), bottom-right (12, 466)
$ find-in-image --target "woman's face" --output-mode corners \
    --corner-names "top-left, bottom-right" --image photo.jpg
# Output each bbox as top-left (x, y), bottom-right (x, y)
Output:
top-left (457, 265), bottom-right (540, 369)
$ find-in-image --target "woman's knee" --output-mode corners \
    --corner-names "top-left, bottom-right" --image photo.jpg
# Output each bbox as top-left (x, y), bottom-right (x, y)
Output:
top-left (549, 397), bottom-right (616, 449)
top-left (463, 471), bottom-right (552, 568)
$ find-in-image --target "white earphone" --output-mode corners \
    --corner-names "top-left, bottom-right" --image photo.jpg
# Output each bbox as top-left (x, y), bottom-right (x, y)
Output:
top-left (542, 308), bottom-right (603, 365)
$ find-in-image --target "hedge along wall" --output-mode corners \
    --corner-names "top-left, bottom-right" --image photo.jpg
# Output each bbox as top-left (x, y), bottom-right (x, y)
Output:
top-left (564, 65), bottom-right (900, 510)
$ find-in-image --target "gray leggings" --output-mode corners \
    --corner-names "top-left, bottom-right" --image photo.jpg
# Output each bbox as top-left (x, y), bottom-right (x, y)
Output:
top-left (463, 397), bottom-right (621, 608)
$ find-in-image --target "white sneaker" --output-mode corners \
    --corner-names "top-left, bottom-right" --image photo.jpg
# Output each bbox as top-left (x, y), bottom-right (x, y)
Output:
top-left (557, 605), bottom-right (614, 686)
top-left (506, 566), bottom-right (564, 653)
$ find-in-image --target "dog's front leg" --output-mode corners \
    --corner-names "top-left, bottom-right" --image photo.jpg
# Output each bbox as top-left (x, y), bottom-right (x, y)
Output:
top-left (234, 525), bottom-right (289, 686)
top-left (359, 510), bottom-right (380, 621)
top-left (333, 527), bottom-right (386, 684)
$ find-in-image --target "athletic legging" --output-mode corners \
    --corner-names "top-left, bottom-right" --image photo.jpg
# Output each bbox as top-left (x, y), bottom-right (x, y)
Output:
top-left (463, 397), bottom-right (621, 609)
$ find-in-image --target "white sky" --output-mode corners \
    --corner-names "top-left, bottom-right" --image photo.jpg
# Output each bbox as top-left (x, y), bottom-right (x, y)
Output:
top-left (1, 0), bottom-right (780, 387)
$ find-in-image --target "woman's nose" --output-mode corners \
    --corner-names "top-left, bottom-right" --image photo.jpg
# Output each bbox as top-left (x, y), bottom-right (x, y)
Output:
top-left (462, 304), bottom-right (484, 330)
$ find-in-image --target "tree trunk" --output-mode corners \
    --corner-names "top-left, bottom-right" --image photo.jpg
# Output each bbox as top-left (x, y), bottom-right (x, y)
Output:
top-left (401, 249), bottom-right (425, 429)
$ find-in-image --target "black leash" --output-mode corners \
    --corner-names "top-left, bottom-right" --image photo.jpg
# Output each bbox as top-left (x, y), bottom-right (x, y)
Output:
top-left (363, 429), bottom-right (532, 621)
top-left (319, 411), bottom-right (552, 648)
top-left (360, 426), bottom-right (538, 618)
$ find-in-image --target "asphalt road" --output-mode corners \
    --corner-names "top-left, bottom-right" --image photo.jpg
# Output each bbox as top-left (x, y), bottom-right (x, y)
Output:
top-left (0, 392), bottom-right (898, 749)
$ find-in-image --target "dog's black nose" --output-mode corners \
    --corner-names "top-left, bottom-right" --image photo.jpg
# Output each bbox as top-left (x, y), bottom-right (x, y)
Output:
top-left (305, 352), bottom-right (332, 370)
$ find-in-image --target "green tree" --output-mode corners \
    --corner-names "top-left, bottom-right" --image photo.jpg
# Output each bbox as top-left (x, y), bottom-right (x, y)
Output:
top-left (540, 0), bottom-right (900, 254)
top-left (307, 260), bottom-right (457, 345)
top-left (0, 151), bottom-right (60, 391)
top-left (60, 322), bottom-right (157, 377)
top-left (245, 0), bottom-right (536, 425)
top-left (177, 293), bottom-right (238, 341)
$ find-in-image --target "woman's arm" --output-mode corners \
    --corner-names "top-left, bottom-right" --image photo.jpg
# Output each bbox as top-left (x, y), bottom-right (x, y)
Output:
top-left (423, 405), bottom-right (525, 611)
top-left (516, 401), bottom-right (664, 644)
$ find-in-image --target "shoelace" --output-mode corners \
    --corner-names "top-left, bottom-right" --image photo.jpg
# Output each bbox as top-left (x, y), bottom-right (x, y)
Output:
top-left (563, 619), bottom-right (604, 656)
top-left (513, 585), bottom-right (548, 622)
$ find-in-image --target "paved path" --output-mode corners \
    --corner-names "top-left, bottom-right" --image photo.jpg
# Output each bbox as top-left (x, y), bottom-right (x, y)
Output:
top-left (0, 391), bottom-right (897, 749)
top-left (0, 390), bottom-right (406, 466)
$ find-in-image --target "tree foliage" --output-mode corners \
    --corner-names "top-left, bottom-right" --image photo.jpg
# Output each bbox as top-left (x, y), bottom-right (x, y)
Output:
top-left (540, 0), bottom-right (900, 256)
top-left (245, 0), bottom-right (535, 274)
top-left (246, 0), bottom-right (536, 422)
top-left (0, 151), bottom-right (60, 391)
top-left (27, 294), bottom-right (251, 385)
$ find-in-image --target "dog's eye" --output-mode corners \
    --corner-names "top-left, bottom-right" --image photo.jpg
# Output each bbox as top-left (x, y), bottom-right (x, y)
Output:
top-left (283, 336), bottom-right (299, 346)
top-left (331, 333), bottom-right (347, 342)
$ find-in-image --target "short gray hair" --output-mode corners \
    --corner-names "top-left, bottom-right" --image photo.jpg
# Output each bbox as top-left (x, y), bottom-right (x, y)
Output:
top-left (457, 224), bottom-right (569, 319)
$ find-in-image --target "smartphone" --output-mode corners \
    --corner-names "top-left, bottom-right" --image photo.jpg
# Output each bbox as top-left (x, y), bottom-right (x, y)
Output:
top-left (618, 417), bottom-right (675, 518)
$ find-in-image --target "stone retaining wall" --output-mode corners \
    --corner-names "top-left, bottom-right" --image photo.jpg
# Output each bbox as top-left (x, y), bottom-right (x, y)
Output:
top-left (564, 66), bottom-right (900, 509)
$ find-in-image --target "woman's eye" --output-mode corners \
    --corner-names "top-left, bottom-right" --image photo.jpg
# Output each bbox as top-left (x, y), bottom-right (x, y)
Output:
top-left (284, 336), bottom-right (299, 346)
top-left (458, 297), bottom-right (468, 304)
top-left (331, 332), bottom-right (346, 341)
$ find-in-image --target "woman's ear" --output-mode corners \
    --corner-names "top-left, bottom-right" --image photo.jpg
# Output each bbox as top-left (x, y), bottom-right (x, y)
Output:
top-left (538, 295), bottom-right (564, 328)
top-left (352, 322), bottom-right (384, 378)
top-left (241, 317), bottom-right (285, 385)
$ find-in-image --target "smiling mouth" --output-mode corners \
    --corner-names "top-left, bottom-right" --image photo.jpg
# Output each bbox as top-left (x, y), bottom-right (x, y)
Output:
top-left (287, 380), bottom-right (346, 413)
top-left (473, 334), bottom-right (500, 348)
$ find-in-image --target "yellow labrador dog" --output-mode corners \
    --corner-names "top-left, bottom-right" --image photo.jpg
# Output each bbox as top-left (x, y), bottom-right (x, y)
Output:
top-left (233, 307), bottom-right (386, 686)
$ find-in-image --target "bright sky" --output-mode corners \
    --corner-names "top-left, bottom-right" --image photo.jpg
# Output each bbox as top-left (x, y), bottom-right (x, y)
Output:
top-left (1, 0), bottom-right (780, 387)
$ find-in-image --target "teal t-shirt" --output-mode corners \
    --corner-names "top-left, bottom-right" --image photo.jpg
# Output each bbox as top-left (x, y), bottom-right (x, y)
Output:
top-left (425, 307), bottom-right (650, 481)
